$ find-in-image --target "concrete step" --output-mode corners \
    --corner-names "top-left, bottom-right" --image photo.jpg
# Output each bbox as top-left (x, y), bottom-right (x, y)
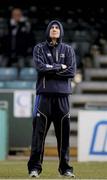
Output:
top-left (9, 146), bottom-right (77, 157)
top-left (71, 94), bottom-right (107, 110)
top-left (45, 134), bottom-right (77, 147)
top-left (94, 55), bottom-right (107, 68)
top-left (75, 81), bottom-right (107, 94)
top-left (84, 68), bottom-right (107, 81)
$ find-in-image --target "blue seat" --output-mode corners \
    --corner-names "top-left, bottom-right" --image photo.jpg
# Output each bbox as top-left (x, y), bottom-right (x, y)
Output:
top-left (6, 81), bottom-right (36, 89)
top-left (19, 68), bottom-right (37, 80)
top-left (0, 81), bottom-right (6, 89)
top-left (0, 68), bottom-right (18, 80)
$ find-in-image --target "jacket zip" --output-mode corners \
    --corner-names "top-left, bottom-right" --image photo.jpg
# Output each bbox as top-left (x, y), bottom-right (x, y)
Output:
top-left (43, 76), bottom-right (46, 88)
top-left (56, 50), bottom-right (58, 62)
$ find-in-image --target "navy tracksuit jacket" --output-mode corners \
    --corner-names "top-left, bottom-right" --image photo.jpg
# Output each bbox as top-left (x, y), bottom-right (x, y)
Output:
top-left (28, 20), bottom-right (76, 175)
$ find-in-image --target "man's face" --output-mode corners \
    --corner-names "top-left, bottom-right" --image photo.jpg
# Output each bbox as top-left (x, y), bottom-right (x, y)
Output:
top-left (49, 24), bottom-right (60, 39)
top-left (11, 9), bottom-right (23, 23)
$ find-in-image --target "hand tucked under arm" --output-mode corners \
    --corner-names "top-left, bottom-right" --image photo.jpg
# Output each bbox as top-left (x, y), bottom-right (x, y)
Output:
top-left (56, 46), bottom-right (76, 78)
top-left (61, 64), bottom-right (67, 69)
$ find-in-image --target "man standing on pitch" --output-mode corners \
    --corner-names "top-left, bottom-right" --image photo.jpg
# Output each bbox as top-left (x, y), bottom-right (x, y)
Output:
top-left (28, 20), bottom-right (76, 178)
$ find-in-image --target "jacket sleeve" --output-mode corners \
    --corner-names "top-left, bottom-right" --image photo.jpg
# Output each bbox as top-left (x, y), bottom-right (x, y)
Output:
top-left (33, 45), bottom-right (62, 74)
top-left (56, 46), bottom-right (76, 78)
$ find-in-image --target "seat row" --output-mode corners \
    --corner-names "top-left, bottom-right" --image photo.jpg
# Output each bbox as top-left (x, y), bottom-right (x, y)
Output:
top-left (0, 67), bottom-right (37, 81)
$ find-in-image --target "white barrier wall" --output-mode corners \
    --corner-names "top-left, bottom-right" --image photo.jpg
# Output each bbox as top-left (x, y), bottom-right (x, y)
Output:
top-left (78, 110), bottom-right (107, 161)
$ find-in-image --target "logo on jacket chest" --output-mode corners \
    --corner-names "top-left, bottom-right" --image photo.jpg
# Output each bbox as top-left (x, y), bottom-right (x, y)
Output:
top-left (47, 53), bottom-right (65, 58)
top-left (60, 54), bottom-right (65, 58)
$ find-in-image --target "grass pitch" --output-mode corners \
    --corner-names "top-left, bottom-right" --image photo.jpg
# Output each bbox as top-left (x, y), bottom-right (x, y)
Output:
top-left (0, 159), bottom-right (107, 179)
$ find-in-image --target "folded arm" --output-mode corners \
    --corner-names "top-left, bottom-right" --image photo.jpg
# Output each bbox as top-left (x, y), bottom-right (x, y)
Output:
top-left (33, 45), bottom-right (62, 74)
top-left (56, 46), bottom-right (77, 78)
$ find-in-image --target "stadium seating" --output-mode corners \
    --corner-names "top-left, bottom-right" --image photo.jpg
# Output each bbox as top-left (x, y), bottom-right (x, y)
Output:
top-left (70, 94), bottom-right (107, 118)
top-left (84, 68), bottom-right (107, 81)
top-left (0, 68), bottom-right (18, 80)
top-left (0, 81), bottom-right (6, 88)
top-left (5, 81), bottom-right (36, 89)
top-left (1, 6), bottom-right (107, 157)
top-left (94, 55), bottom-right (107, 68)
top-left (19, 67), bottom-right (37, 80)
top-left (75, 81), bottom-right (107, 94)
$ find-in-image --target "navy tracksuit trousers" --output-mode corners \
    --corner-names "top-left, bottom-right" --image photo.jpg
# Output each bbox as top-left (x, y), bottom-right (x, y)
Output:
top-left (28, 94), bottom-right (73, 174)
